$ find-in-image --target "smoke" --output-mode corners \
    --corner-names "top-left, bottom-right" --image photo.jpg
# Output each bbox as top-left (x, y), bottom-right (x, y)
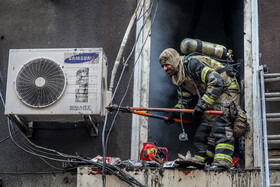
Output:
top-left (149, 0), bottom-right (197, 160)
top-left (148, 0), bottom-right (244, 160)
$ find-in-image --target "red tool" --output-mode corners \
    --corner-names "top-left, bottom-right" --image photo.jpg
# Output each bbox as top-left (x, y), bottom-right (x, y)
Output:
top-left (140, 142), bottom-right (168, 164)
top-left (132, 110), bottom-right (192, 124)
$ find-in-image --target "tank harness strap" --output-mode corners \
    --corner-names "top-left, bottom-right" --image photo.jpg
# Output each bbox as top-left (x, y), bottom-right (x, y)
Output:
top-left (216, 65), bottom-right (236, 77)
top-left (195, 39), bottom-right (203, 53)
top-left (216, 66), bottom-right (227, 74)
top-left (184, 56), bottom-right (193, 74)
top-left (185, 55), bottom-right (229, 75)
top-left (183, 57), bottom-right (202, 100)
top-left (233, 101), bottom-right (238, 116)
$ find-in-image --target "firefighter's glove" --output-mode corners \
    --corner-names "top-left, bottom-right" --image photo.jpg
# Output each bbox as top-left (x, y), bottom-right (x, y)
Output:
top-left (193, 100), bottom-right (206, 122)
top-left (165, 112), bottom-right (177, 125)
top-left (233, 120), bottom-right (250, 138)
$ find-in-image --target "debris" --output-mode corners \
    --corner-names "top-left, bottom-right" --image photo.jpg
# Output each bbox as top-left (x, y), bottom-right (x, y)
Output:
top-left (116, 160), bottom-right (143, 168)
top-left (163, 161), bottom-right (178, 168)
top-left (175, 151), bottom-right (205, 169)
top-left (177, 151), bottom-right (192, 160)
top-left (91, 155), bottom-right (121, 165)
top-left (204, 165), bottom-right (228, 171)
top-left (142, 160), bottom-right (162, 167)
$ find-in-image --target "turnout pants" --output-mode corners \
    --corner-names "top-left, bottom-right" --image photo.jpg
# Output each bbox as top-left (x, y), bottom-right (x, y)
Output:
top-left (194, 91), bottom-right (236, 168)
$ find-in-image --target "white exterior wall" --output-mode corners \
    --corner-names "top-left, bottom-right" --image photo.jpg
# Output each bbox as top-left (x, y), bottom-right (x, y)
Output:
top-left (131, 0), bottom-right (151, 160)
top-left (244, 0), bottom-right (262, 167)
top-left (77, 166), bottom-right (280, 187)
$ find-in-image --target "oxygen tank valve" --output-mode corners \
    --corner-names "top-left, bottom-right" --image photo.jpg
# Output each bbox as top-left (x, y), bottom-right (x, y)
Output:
top-left (227, 49), bottom-right (233, 61)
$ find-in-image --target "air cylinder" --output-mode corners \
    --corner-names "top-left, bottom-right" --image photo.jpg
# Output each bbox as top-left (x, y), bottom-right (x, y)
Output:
top-left (180, 38), bottom-right (228, 59)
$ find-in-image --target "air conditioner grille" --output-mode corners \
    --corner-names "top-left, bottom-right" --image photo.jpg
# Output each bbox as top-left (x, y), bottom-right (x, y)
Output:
top-left (15, 58), bottom-right (66, 108)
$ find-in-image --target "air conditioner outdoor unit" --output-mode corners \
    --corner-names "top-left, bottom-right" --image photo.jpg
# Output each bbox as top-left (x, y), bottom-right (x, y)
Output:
top-left (5, 48), bottom-right (109, 136)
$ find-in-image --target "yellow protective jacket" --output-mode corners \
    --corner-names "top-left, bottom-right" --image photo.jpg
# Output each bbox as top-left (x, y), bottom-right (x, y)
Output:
top-left (176, 55), bottom-right (246, 122)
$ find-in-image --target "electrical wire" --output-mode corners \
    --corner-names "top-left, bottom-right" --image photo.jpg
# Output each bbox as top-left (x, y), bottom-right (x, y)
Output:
top-left (6, 120), bottom-right (79, 172)
top-left (0, 70), bottom-right (6, 88)
top-left (19, 136), bottom-right (70, 157)
top-left (8, 118), bottom-right (85, 171)
top-left (101, 111), bottom-right (109, 187)
top-left (0, 69), bottom-right (6, 108)
top-left (0, 82), bottom-right (143, 186)
top-left (105, 0), bottom-right (158, 148)
top-left (101, 1), bottom-right (157, 186)
top-left (7, 119), bottom-right (85, 164)
top-left (104, 0), bottom-right (159, 167)
top-left (105, 0), bottom-right (157, 149)
top-left (101, 1), bottom-right (153, 185)
top-left (9, 122), bottom-right (83, 160)
top-left (108, 3), bottom-right (146, 104)
top-left (0, 49), bottom-right (143, 187)
top-left (0, 12), bottom-right (152, 173)
top-left (0, 2), bottom-right (154, 186)
top-left (179, 87), bottom-right (187, 141)
top-left (6, 118), bottom-right (142, 186)
top-left (13, 132), bottom-right (78, 171)
top-left (0, 129), bottom-right (18, 144)
top-left (0, 87), bottom-right (4, 107)
top-left (135, 0), bottom-right (153, 22)
top-left (0, 89), bottom-right (4, 106)
top-left (0, 92), bottom-right (62, 174)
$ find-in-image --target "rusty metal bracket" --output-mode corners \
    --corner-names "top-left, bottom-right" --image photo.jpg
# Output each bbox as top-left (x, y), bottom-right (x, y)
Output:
top-left (84, 115), bottom-right (98, 137)
top-left (8, 114), bottom-right (33, 137)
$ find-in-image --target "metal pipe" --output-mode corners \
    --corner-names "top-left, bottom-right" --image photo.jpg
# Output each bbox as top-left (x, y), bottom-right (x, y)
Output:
top-left (132, 111), bottom-right (192, 124)
top-left (251, 0), bottom-right (263, 175)
top-left (269, 164), bottom-right (280, 168)
top-left (268, 140), bottom-right (280, 144)
top-left (266, 113), bottom-right (280, 117)
top-left (270, 184), bottom-right (280, 187)
top-left (267, 118), bottom-right (280, 122)
top-left (269, 158), bottom-right (280, 163)
top-left (257, 66), bottom-right (264, 187)
top-left (129, 107), bottom-right (224, 115)
top-left (264, 77), bottom-right (280, 82)
top-left (109, 0), bottom-right (144, 92)
top-left (267, 135), bottom-right (280, 140)
top-left (265, 92), bottom-right (280, 97)
top-left (264, 73), bottom-right (280, 78)
top-left (260, 65), bottom-right (270, 187)
top-left (265, 97), bottom-right (280, 102)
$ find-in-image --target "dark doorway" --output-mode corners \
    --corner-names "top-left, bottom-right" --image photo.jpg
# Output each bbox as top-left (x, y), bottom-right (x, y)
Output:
top-left (149, 0), bottom-right (244, 160)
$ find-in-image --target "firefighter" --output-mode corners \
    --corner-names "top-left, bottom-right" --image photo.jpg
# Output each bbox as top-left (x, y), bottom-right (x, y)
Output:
top-left (159, 48), bottom-right (248, 170)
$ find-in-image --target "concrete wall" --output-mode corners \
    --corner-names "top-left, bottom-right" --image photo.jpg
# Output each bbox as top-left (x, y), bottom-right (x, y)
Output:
top-left (0, 0), bottom-right (136, 186)
top-left (1, 173), bottom-right (76, 187)
top-left (78, 166), bottom-right (280, 187)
